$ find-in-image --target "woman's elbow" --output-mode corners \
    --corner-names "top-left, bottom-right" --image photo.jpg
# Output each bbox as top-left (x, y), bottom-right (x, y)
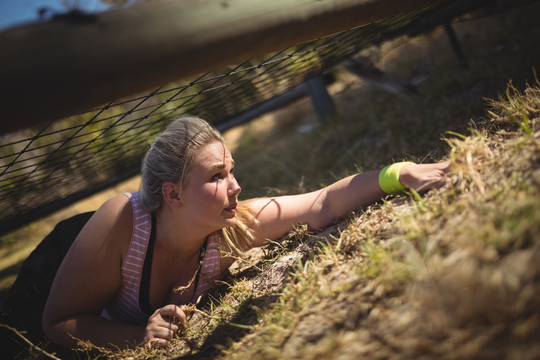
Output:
top-left (42, 313), bottom-right (61, 345)
top-left (42, 307), bottom-right (73, 347)
top-left (307, 205), bottom-right (335, 230)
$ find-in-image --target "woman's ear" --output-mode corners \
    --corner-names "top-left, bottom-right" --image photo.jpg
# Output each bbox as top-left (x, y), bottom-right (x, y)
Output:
top-left (162, 182), bottom-right (182, 208)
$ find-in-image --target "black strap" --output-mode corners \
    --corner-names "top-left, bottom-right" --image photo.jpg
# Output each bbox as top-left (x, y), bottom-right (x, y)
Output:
top-left (139, 213), bottom-right (209, 314)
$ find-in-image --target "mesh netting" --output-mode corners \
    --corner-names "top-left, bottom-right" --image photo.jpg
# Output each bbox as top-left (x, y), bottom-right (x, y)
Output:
top-left (0, 0), bottom-right (517, 234)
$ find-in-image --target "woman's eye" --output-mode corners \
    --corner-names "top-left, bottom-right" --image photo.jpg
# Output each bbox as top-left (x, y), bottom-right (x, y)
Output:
top-left (211, 167), bottom-right (234, 182)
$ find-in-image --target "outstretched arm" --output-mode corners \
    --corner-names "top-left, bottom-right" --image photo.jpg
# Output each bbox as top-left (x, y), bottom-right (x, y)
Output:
top-left (245, 161), bottom-right (449, 246)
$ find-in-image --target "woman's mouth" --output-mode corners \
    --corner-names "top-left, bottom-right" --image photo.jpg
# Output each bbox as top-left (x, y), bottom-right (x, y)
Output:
top-left (225, 203), bottom-right (237, 213)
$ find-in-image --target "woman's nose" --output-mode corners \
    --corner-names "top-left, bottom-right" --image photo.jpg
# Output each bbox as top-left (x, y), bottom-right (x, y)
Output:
top-left (228, 175), bottom-right (241, 196)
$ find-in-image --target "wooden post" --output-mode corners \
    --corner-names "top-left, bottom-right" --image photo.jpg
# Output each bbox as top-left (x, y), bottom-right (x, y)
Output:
top-left (0, 0), bottom-right (445, 133)
top-left (443, 21), bottom-right (468, 68)
top-left (305, 75), bottom-right (337, 124)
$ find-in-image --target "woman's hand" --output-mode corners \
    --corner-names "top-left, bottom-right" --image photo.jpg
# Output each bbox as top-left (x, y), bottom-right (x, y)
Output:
top-left (399, 161), bottom-right (450, 193)
top-left (142, 304), bottom-right (190, 348)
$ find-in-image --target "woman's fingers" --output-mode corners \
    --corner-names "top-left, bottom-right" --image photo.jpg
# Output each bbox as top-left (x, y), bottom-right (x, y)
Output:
top-left (143, 304), bottom-right (188, 347)
top-left (159, 304), bottom-right (188, 326)
top-left (399, 161), bottom-right (450, 192)
top-left (146, 338), bottom-right (170, 348)
top-left (148, 326), bottom-right (177, 342)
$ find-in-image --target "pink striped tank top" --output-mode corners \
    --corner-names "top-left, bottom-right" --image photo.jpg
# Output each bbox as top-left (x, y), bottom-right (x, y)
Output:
top-left (101, 192), bottom-right (223, 325)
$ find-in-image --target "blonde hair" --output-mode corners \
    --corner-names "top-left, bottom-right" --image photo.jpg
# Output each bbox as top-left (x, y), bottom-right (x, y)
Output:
top-left (141, 116), bottom-right (255, 254)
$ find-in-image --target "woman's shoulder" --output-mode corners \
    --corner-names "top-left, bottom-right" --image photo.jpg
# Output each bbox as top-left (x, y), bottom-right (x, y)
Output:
top-left (96, 194), bottom-right (132, 224)
top-left (79, 194), bottom-right (134, 249)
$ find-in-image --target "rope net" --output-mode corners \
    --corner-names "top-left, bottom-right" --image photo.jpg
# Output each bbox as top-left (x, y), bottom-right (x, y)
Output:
top-left (0, 0), bottom-right (518, 234)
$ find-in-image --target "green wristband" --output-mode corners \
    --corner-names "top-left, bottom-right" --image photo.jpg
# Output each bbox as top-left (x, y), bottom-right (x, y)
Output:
top-left (378, 161), bottom-right (415, 195)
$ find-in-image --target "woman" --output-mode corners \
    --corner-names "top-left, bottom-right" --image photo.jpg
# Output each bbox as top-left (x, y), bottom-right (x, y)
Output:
top-left (39, 116), bottom-right (449, 349)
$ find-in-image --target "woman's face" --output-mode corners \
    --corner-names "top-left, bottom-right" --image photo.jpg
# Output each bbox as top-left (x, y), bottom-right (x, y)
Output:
top-left (180, 141), bottom-right (241, 231)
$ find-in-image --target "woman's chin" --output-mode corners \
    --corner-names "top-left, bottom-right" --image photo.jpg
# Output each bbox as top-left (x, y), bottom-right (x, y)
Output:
top-left (222, 216), bottom-right (238, 227)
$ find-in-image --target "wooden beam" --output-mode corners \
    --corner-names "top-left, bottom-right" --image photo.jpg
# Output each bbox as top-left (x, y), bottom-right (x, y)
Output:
top-left (0, 0), bottom-right (444, 133)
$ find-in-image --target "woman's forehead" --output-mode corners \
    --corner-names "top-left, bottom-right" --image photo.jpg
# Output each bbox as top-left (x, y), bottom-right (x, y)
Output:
top-left (195, 141), bottom-right (234, 166)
